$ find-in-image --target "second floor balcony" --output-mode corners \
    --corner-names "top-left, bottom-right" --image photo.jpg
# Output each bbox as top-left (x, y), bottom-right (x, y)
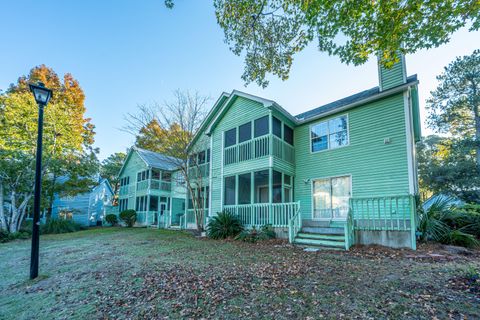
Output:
top-left (136, 179), bottom-right (172, 192)
top-left (224, 134), bottom-right (294, 166)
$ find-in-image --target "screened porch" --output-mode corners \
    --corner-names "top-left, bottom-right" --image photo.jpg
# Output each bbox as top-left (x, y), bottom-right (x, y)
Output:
top-left (222, 169), bottom-right (299, 227)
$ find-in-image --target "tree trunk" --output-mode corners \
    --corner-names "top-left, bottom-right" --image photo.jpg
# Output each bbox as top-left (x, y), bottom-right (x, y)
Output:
top-left (46, 174), bottom-right (57, 221)
top-left (0, 180), bottom-right (7, 232)
top-left (475, 113), bottom-right (480, 172)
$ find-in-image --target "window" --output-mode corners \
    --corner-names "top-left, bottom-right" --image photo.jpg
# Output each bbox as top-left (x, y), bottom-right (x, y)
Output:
top-left (254, 170), bottom-right (269, 203)
top-left (238, 173), bottom-right (251, 204)
top-left (312, 176), bottom-right (350, 219)
top-left (149, 196), bottom-right (159, 211)
top-left (198, 151), bottom-right (206, 164)
top-left (162, 172), bottom-right (171, 182)
top-left (135, 196), bottom-right (148, 211)
top-left (254, 116), bottom-right (269, 137)
top-left (239, 122), bottom-right (252, 143)
top-left (206, 149), bottom-right (211, 163)
top-left (152, 169), bottom-right (161, 180)
top-left (284, 124), bottom-right (294, 145)
top-left (272, 170), bottom-right (282, 203)
top-left (225, 128), bottom-right (237, 147)
top-left (311, 115), bottom-right (348, 152)
top-left (224, 176), bottom-right (236, 205)
top-left (273, 117), bottom-right (282, 138)
top-left (119, 198), bottom-right (129, 211)
top-left (205, 186), bottom-right (210, 208)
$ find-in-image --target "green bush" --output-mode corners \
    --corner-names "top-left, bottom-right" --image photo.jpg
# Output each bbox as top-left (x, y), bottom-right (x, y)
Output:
top-left (0, 229), bottom-right (31, 243)
top-left (119, 210), bottom-right (136, 227)
top-left (20, 220), bottom-right (33, 235)
top-left (41, 219), bottom-right (83, 234)
top-left (105, 214), bottom-right (118, 226)
top-left (207, 211), bottom-right (243, 239)
top-left (235, 225), bottom-right (276, 243)
top-left (418, 198), bottom-right (480, 248)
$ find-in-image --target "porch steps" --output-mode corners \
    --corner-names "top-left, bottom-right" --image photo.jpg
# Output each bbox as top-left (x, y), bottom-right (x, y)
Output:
top-left (293, 222), bottom-right (347, 250)
top-left (296, 232), bottom-right (345, 241)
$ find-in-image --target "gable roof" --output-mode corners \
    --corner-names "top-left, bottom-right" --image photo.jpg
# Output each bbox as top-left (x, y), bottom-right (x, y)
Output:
top-left (190, 74), bottom-right (419, 145)
top-left (295, 74), bottom-right (418, 122)
top-left (118, 146), bottom-right (181, 177)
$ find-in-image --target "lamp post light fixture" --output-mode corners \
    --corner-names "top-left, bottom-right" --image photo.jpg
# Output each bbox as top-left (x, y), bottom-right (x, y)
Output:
top-left (29, 82), bottom-right (52, 280)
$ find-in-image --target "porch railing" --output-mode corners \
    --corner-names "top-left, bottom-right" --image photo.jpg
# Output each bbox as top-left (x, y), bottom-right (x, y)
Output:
top-left (157, 210), bottom-right (171, 229)
top-left (224, 135), bottom-right (294, 166)
top-left (288, 204), bottom-right (302, 243)
top-left (349, 195), bottom-right (416, 249)
top-left (150, 179), bottom-right (171, 191)
top-left (184, 209), bottom-right (208, 229)
top-left (224, 202), bottom-right (300, 228)
top-left (136, 211), bottom-right (156, 225)
top-left (188, 163), bottom-right (210, 179)
top-left (272, 136), bottom-right (295, 164)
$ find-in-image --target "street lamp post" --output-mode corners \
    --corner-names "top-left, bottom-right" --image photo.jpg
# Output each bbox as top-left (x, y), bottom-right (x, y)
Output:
top-left (29, 82), bottom-right (52, 280)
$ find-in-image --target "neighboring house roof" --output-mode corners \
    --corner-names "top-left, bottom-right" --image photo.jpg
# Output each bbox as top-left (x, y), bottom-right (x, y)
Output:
top-left (295, 75), bottom-right (418, 122)
top-left (118, 146), bottom-right (182, 177)
top-left (134, 147), bottom-right (181, 171)
top-left (96, 178), bottom-right (114, 196)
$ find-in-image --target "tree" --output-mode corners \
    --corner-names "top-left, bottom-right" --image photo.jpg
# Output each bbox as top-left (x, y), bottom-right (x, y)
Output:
top-left (427, 49), bottom-right (480, 171)
top-left (0, 65), bottom-right (97, 233)
top-left (417, 135), bottom-right (479, 203)
top-left (166, 0), bottom-right (480, 87)
top-left (100, 152), bottom-right (127, 205)
top-left (124, 90), bottom-right (210, 231)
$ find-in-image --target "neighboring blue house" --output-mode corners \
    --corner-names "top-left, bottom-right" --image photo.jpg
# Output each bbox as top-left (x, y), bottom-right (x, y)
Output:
top-left (51, 178), bottom-right (114, 226)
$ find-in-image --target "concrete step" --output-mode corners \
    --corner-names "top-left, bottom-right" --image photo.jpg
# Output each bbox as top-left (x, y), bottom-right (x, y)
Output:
top-left (301, 227), bottom-right (344, 235)
top-left (293, 237), bottom-right (345, 248)
top-left (297, 232), bottom-right (345, 241)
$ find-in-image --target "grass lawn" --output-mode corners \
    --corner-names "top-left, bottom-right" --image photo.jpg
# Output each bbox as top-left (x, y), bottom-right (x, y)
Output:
top-left (1, 228), bottom-right (479, 319)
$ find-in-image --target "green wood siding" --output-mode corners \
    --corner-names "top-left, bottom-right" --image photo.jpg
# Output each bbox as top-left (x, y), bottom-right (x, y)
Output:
top-left (294, 93), bottom-right (410, 220)
top-left (118, 151), bottom-right (148, 210)
top-left (210, 96), bottom-right (271, 216)
top-left (379, 59), bottom-right (406, 90)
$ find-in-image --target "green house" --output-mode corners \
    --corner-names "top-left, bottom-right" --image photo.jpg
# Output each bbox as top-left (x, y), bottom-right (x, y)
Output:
top-left (117, 147), bottom-right (187, 228)
top-left (186, 55), bottom-right (420, 250)
top-left (118, 55), bottom-right (420, 250)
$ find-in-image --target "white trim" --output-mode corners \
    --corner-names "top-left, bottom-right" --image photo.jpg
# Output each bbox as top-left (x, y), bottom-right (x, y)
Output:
top-left (309, 113), bottom-right (350, 154)
top-left (377, 56), bottom-right (384, 92)
top-left (220, 127), bottom-right (225, 212)
top-left (404, 91), bottom-right (415, 194)
top-left (310, 174), bottom-right (353, 221)
top-left (208, 135), bottom-right (213, 217)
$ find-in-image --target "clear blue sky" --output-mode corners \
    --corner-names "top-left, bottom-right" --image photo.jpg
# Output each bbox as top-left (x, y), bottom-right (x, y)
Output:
top-left (1, 1), bottom-right (479, 160)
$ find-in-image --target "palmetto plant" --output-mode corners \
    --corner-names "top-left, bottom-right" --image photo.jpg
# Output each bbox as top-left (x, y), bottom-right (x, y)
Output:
top-left (207, 211), bottom-right (243, 239)
top-left (417, 197), bottom-right (480, 248)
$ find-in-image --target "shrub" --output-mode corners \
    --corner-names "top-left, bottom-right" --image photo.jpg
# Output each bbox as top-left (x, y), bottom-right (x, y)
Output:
top-left (235, 225), bottom-right (276, 243)
top-left (105, 214), bottom-right (118, 226)
top-left (41, 219), bottom-right (83, 234)
top-left (0, 230), bottom-right (31, 243)
top-left (442, 229), bottom-right (480, 248)
top-left (20, 220), bottom-right (33, 235)
top-left (207, 211), bottom-right (243, 239)
top-left (417, 198), bottom-right (480, 248)
top-left (119, 210), bottom-right (136, 227)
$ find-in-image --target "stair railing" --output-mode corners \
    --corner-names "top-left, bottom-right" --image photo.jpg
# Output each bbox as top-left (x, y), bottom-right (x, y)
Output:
top-left (288, 202), bottom-right (302, 243)
top-left (344, 204), bottom-right (354, 250)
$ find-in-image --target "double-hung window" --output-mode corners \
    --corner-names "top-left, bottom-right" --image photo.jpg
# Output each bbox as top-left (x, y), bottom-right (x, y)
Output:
top-left (311, 115), bottom-right (348, 152)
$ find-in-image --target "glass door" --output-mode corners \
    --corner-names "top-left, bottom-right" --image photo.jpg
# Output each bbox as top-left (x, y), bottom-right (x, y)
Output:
top-left (312, 176), bottom-right (351, 220)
